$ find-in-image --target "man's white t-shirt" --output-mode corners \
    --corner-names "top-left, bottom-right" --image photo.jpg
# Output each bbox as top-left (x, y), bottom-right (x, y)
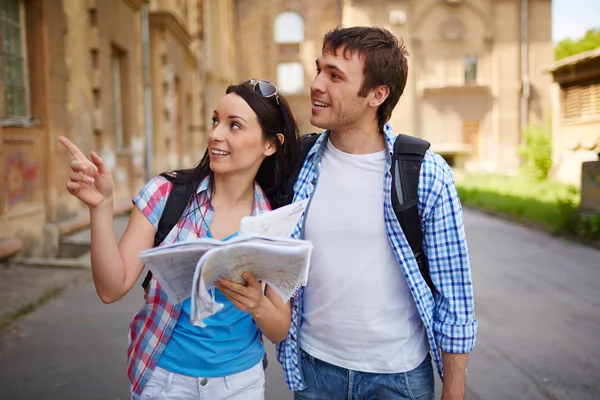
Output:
top-left (299, 140), bottom-right (429, 373)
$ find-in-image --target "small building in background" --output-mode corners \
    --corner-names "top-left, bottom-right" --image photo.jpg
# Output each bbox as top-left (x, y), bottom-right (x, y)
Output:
top-left (548, 48), bottom-right (600, 186)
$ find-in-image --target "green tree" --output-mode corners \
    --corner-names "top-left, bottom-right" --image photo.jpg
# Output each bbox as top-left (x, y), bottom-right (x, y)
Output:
top-left (555, 28), bottom-right (600, 60)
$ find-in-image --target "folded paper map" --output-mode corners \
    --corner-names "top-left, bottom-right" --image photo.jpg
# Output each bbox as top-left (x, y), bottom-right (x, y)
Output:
top-left (138, 199), bottom-right (311, 326)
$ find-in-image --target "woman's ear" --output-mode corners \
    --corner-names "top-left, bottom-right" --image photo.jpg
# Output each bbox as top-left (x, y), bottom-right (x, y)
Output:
top-left (263, 135), bottom-right (282, 157)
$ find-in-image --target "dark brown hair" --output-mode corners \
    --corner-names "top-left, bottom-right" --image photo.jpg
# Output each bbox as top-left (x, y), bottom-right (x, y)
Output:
top-left (322, 26), bottom-right (409, 131)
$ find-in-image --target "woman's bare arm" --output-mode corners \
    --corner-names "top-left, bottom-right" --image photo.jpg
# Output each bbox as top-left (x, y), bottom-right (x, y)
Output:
top-left (90, 205), bottom-right (155, 303)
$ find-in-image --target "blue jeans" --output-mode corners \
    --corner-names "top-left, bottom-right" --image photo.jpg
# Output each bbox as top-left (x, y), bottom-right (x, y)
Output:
top-left (294, 349), bottom-right (434, 400)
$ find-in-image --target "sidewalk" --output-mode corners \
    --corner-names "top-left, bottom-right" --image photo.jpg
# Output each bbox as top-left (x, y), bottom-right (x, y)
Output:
top-left (0, 215), bottom-right (130, 332)
top-left (0, 264), bottom-right (90, 332)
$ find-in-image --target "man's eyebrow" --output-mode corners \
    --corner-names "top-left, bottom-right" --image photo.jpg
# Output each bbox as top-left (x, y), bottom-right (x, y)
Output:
top-left (315, 59), bottom-right (346, 76)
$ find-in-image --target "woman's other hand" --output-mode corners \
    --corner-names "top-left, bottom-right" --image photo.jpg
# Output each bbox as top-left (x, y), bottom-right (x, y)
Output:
top-left (215, 272), bottom-right (269, 316)
top-left (58, 136), bottom-right (114, 208)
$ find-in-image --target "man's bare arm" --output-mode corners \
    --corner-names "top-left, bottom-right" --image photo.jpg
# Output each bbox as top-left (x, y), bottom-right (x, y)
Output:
top-left (441, 352), bottom-right (469, 400)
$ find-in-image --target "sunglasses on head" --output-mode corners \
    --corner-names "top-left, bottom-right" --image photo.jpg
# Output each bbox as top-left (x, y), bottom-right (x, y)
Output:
top-left (248, 79), bottom-right (280, 105)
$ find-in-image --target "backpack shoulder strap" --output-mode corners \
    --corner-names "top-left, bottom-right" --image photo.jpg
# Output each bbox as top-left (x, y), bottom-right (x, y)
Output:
top-left (142, 173), bottom-right (194, 290)
top-left (272, 132), bottom-right (321, 209)
top-left (153, 178), bottom-right (191, 247)
top-left (390, 134), bottom-right (435, 292)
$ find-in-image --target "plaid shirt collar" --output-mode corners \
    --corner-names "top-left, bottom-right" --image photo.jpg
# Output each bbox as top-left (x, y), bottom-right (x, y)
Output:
top-left (196, 176), bottom-right (271, 216)
top-left (303, 123), bottom-right (396, 164)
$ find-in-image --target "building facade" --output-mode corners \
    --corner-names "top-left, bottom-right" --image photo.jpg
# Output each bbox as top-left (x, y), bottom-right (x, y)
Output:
top-left (0, 0), bottom-right (238, 258)
top-left (0, 0), bottom-right (554, 258)
top-left (238, 0), bottom-right (553, 171)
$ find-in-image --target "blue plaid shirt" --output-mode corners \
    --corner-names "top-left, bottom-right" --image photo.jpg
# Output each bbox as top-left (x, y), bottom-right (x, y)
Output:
top-left (276, 123), bottom-right (478, 391)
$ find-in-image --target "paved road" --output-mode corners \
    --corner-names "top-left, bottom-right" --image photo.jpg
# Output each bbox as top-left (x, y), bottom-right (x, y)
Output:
top-left (0, 209), bottom-right (599, 399)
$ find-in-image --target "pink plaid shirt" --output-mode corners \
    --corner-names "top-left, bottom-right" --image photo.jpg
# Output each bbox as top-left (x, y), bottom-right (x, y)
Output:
top-left (127, 175), bottom-right (271, 399)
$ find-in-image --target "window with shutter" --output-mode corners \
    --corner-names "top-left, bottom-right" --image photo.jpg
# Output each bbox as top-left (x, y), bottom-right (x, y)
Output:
top-left (561, 77), bottom-right (600, 120)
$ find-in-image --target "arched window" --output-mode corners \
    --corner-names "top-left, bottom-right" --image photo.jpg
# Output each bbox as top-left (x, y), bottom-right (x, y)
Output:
top-left (274, 11), bottom-right (304, 43)
top-left (277, 62), bottom-right (304, 94)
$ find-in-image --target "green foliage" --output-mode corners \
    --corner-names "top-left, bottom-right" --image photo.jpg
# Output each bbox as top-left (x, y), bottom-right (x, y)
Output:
top-left (555, 28), bottom-right (600, 60)
top-left (556, 186), bottom-right (582, 234)
top-left (519, 123), bottom-right (552, 181)
top-left (578, 213), bottom-right (600, 238)
top-left (457, 173), bottom-right (600, 241)
top-left (456, 173), bottom-right (575, 228)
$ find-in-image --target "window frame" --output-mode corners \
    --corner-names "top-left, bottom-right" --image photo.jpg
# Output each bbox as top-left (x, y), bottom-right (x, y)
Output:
top-left (463, 56), bottom-right (478, 86)
top-left (0, 0), bottom-right (31, 124)
top-left (277, 61), bottom-right (304, 95)
top-left (273, 11), bottom-right (304, 44)
top-left (110, 45), bottom-right (130, 149)
top-left (561, 78), bottom-right (600, 121)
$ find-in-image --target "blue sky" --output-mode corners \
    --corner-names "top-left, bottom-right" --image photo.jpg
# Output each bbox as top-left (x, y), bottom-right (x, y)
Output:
top-left (553, 0), bottom-right (600, 42)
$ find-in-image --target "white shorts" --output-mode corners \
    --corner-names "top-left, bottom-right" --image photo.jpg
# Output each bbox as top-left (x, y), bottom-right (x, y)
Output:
top-left (140, 361), bottom-right (265, 400)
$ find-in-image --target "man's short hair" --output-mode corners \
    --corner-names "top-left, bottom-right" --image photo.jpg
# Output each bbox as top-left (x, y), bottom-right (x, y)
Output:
top-left (322, 26), bottom-right (409, 131)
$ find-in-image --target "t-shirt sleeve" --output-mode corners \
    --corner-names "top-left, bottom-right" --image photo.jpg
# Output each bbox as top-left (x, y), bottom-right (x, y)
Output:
top-left (132, 175), bottom-right (173, 229)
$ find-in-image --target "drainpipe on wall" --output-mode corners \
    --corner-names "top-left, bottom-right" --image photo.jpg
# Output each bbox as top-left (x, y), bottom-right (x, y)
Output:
top-left (142, 4), bottom-right (154, 181)
top-left (233, 0), bottom-right (243, 79)
top-left (203, 0), bottom-right (212, 143)
top-left (520, 0), bottom-right (530, 140)
top-left (196, 0), bottom-right (208, 153)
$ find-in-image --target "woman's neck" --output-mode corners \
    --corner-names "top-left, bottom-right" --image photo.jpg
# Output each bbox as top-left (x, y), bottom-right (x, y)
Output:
top-left (211, 172), bottom-right (255, 209)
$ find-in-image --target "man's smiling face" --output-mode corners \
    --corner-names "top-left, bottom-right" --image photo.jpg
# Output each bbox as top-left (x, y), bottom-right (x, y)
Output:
top-left (310, 47), bottom-right (371, 132)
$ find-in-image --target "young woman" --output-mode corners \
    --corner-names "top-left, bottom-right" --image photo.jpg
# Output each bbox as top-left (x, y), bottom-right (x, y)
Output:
top-left (59, 80), bottom-right (299, 400)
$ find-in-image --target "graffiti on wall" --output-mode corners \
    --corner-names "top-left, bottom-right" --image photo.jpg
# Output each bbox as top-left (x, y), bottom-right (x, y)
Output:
top-left (4, 152), bottom-right (40, 205)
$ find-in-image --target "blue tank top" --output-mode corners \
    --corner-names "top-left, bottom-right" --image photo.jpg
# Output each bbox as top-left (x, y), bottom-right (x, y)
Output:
top-left (157, 232), bottom-right (264, 377)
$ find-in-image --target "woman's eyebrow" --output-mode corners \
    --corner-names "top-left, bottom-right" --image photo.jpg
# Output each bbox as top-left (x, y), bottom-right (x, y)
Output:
top-left (228, 115), bottom-right (248, 123)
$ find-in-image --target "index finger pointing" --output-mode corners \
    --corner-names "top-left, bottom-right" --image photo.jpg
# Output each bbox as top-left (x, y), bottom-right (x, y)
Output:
top-left (58, 136), bottom-right (88, 162)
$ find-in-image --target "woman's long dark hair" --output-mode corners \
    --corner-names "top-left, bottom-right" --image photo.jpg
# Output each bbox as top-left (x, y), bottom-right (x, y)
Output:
top-left (165, 80), bottom-right (300, 209)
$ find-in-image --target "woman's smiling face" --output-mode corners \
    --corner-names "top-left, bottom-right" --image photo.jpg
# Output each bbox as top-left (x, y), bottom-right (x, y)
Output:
top-left (207, 92), bottom-right (276, 177)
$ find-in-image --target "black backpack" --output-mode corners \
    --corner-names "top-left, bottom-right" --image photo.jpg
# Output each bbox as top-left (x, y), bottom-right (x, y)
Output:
top-left (141, 133), bottom-right (434, 293)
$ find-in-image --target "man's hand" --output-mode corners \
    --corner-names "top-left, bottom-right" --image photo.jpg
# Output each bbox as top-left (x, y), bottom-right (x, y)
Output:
top-left (215, 272), bottom-right (270, 316)
top-left (441, 352), bottom-right (469, 400)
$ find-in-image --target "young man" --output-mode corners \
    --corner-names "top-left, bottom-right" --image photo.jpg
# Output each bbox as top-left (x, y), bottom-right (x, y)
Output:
top-left (276, 27), bottom-right (478, 400)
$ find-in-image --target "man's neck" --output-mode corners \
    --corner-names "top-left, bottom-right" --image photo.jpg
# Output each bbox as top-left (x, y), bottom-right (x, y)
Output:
top-left (328, 122), bottom-right (386, 155)
top-left (211, 173), bottom-right (255, 209)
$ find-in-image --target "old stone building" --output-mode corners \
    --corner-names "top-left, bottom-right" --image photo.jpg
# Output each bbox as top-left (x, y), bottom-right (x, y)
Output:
top-left (0, 0), bottom-right (238, 258)
top-left (239, 0), bottom-right (553, 171)
top-left (0, 0), bottom-right (554, 258)
top-left (236, 0), bottom-right (343, 135)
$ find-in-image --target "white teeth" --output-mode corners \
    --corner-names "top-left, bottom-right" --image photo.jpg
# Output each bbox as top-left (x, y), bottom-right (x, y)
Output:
top-left (313, 101), bottom-right (328, 107)
top-left (211, 149), bottom-right (230, 156)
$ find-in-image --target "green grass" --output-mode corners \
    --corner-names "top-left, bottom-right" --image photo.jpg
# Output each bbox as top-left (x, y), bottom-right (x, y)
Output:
top-left (456, 173), bottom-right (579, 231)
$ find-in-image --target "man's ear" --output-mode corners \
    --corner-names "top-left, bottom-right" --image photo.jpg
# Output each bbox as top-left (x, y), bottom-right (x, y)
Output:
top-left (264, 134), bottom-right (284, 157)
top-left (369, 85), bottom-right (390, 108)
